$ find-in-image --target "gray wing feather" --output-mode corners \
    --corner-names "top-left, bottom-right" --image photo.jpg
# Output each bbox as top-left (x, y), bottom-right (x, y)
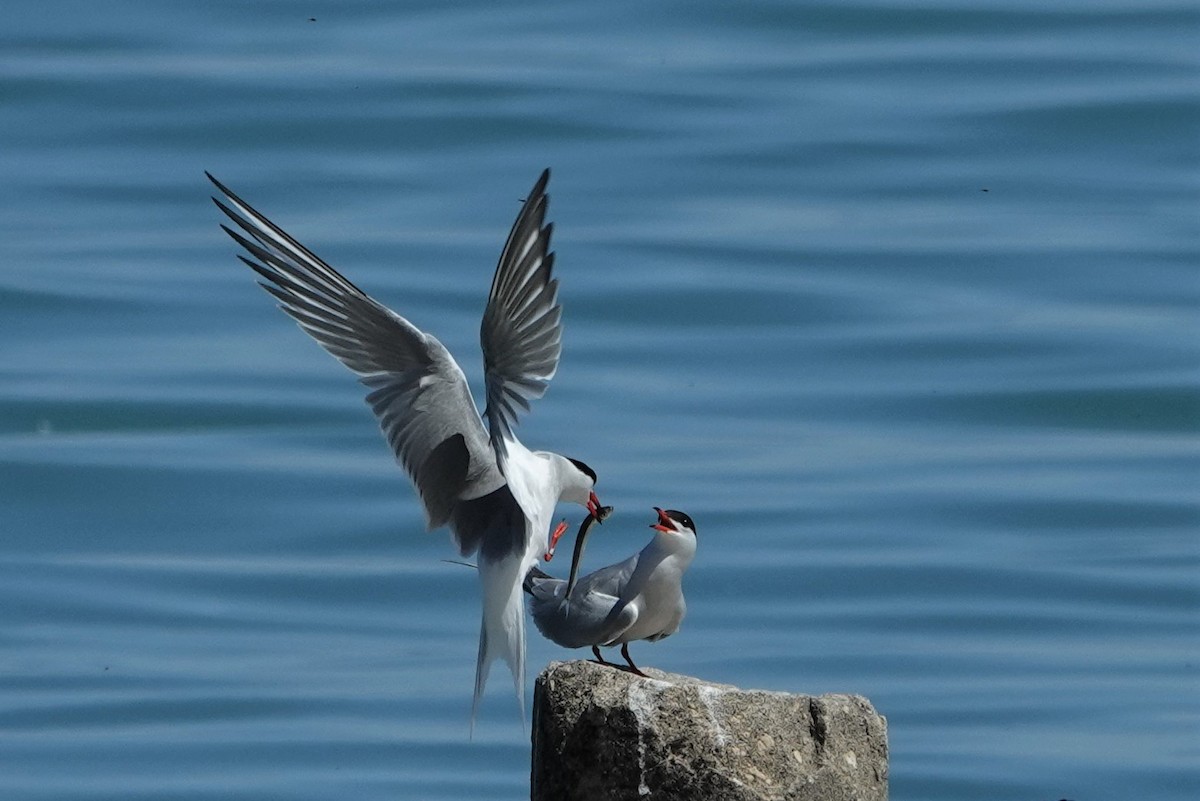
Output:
top-left (570, 555), bottom-right (639, 600)
top-left (524, 554), bottom-right (640, 649)
top-left (480, 169), bottom-right (563, 464)
top-left (208, 173), bottom-right (506, 550)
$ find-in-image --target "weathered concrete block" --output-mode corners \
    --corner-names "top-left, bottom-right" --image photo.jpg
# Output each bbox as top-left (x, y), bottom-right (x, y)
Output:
top-left (532, 660), bottom-right (887, 801)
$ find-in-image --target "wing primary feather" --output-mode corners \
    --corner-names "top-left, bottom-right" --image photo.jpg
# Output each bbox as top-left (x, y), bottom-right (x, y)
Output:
top-left (210, 172), bottom-right (560, 721)
top-left (210, 171), bottom-right (503, 560)
top-left (479, 170), bottom-right (566, 461)
top-left (487, 169), bottom-right (550, 302)
top-left (208, 172), bottom-right (361, 296)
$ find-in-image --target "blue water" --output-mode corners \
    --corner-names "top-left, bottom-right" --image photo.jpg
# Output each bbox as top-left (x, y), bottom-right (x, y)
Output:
top-left (2, 1), bottom-right (1197, 799)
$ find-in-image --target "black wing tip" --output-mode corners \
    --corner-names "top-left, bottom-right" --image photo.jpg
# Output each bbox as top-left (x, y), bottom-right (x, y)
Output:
top-left (530, 169), bottom-right (551, 203)
top-left (238, 254), bottom-right (269, 274)
top-left (205, 172), bottom-right (257, 224)
top-left (205, 170), bottom-right (233, 198)
top-left (211, 196), bottom-right (248, 232)
top-left (217, 221), bottom-right (243, 241)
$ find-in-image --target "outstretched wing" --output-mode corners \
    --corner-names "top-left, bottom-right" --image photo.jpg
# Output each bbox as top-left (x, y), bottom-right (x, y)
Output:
top-left (480, 169), bottom-right (563, 467)
top-left (207, 172), bottom-right (506, 553)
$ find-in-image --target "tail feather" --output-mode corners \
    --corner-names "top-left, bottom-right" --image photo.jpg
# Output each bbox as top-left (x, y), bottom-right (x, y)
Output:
top-left (470, 553), bottom-right (529, 735)
top-left (469, 624), bottom-right (497, 737)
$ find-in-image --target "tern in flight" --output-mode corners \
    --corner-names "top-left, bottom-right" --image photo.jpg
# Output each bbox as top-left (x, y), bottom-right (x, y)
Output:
top-left (524, 508), bottom-right (696, 676)
top-left (207, 169), bottom-right (601, 728)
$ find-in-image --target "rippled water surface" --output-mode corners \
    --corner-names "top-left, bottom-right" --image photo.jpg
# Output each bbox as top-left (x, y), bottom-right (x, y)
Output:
top-left (2, 2), bottom-right (1197, 799)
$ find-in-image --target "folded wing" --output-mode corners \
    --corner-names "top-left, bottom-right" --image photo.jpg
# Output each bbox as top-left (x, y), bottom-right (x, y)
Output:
top-left (524, 554), bottom-right (641, 649)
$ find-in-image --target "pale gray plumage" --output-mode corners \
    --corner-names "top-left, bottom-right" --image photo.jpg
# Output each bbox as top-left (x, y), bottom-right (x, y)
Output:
top-left (481, 171), bottom-right (562, 466)
top-left (526, 557), bottom-right (638, 648)
top-left (208, 170), bottom-right (557, 556)
top-left (207, 169), bottom-right (599, 728)
top-left (524, 509), bottom-right (697, 670)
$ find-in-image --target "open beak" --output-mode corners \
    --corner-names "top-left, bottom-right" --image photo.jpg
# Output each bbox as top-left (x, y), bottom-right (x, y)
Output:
top-left (586, 491), bottom-right (601, 519)
top-left (651, 506), bottom-right (672, 533)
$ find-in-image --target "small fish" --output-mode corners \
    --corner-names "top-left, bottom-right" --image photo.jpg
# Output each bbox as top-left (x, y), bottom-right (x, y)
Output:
top-left (545, 504), bottom-right (613, 561)
top-left (566, 505), bottom-right (613, 597)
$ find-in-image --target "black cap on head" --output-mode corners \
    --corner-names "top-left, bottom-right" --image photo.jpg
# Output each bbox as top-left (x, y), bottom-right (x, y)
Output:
top-left (567, 457), bottom-right (597, 485)
top-left (663, 509), bottom-right (695, 534)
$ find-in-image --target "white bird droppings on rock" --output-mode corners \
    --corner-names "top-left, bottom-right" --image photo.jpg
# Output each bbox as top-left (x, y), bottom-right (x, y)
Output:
top-left (531, 660), bottom-right (888, 801)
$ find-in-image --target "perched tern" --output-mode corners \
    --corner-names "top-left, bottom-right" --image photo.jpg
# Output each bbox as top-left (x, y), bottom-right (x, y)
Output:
top-left (207, 169), bottom-right (602, 728)
top-left (524, 507), bottom-right (696, 676)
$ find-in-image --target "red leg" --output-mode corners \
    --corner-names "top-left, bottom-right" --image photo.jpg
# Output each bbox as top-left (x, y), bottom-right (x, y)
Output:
top-left (544, 519), bottom-right (568, 561)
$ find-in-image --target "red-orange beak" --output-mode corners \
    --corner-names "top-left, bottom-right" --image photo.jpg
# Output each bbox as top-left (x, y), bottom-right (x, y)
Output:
top-left (651, 506), bottom-right (672, 533)
top-left (586, 491), bottom-right (601, 518)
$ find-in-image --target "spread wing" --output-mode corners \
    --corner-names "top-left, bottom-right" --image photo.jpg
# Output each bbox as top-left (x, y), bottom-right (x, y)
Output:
top-left (207, 172), bottom-right (507, 553)
top-left (480, 169), bottom-right (563, 467)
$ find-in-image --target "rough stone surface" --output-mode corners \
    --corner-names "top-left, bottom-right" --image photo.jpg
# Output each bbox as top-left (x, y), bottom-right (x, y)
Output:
top-left (531, 660), bottom-right (887, 801)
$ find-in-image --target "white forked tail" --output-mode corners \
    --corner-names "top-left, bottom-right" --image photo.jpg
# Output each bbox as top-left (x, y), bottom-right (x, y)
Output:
top-left (470, 551), bottom-right (530, 735)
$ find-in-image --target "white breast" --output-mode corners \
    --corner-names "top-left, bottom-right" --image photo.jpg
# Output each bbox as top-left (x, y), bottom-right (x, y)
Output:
top-left (613, 551), bottom-right (689, 644)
